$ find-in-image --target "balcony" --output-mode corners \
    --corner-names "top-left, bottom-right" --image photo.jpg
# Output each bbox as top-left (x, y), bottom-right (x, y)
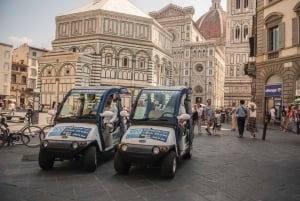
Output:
top-left (267, 51), bottom-right (279, 60)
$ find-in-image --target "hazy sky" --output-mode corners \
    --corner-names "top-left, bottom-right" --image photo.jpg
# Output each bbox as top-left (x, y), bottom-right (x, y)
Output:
top-left (0, 0), bottom-right (226, 49)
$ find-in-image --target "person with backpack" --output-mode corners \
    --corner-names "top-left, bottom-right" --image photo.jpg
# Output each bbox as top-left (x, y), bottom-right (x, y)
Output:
top-left (236, 99), bottom-right (247, 138)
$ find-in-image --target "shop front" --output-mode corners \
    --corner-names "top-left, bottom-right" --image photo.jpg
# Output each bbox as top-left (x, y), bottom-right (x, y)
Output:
top-left (265, 84), bottom-right (282, 124)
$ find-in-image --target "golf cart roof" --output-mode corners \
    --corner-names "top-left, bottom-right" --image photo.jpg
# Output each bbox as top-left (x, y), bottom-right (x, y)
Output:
top-left (142, 86), bottom-right (192, 92)
top-left (69, 86), bottom-right (128, 94)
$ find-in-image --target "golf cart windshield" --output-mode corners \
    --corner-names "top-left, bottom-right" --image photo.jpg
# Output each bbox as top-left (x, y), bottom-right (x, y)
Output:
top-left (57, 90), bottom-right (104, 120)
top-left (132, 90), bottom-right (180, 123)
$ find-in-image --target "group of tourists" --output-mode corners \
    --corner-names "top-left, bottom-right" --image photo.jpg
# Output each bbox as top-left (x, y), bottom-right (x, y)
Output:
top-left (280, 105), bottom-right (298, 133)
top-left (192, 98), bottom-right (220, 136)
top-left (230, 100), bottom-right (299, 138)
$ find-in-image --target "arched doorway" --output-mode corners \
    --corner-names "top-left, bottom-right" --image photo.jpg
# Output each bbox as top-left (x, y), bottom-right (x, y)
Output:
top-left (265, 74), bottom-right (283, 124)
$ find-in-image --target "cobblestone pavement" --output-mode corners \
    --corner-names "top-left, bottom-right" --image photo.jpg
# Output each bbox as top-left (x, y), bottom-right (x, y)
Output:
top-left (0, 113), bottom-right (300, 201)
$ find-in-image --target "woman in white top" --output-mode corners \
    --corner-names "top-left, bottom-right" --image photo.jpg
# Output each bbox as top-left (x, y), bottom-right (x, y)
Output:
top-left (246, 104), bottom-right (257, 138)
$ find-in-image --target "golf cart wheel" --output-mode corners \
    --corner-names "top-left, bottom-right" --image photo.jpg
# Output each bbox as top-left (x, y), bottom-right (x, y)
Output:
top-left (160, 151), bottom-right (177, 179)
top-left (39, 149), bottom-right (54, 170)
top-left (82, 146), bottom-right (97, 172)
top-left (114, 151), bottom-right (131, 174)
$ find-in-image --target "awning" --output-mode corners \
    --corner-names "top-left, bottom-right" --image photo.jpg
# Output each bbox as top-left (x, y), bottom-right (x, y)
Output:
top-left (292, 98), bottom-right (300, 105)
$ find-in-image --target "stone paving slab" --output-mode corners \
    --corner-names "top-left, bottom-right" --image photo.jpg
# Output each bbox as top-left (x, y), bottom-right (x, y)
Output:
top-left (0, 119), bottom-right (299, 201)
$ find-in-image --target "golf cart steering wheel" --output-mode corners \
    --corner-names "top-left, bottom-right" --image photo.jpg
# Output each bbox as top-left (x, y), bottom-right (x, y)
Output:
top-left (161, 112), bottom-right (174, 118)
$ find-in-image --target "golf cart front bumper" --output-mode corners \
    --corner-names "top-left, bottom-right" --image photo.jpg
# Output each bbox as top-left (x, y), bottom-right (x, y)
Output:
top-left (40, 140), bottom-right (94, 159)
top-left (117, 143), bottom-right (175, 164)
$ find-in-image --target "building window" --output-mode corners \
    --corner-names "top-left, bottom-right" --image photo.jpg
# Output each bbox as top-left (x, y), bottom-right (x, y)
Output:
top-left (236, 66), bottom-right (240, 76)
top-left (31, 59), bottom-right (37, 66)
top-left (138, 58), bottom-right (145, 69)
top-left (3, 63), bottom-right (9, 71)
top-left (20, 67), bottom-right (26, 72)
top-left (31, 69), bottom-right (37, 76)
top-left (21, 76), bottom-right (26, 84)
top-left (195, 64), bottom-right (203, 72)
top-left (296, 76), bottom-right (300, 96)
top-left (11, 74), bottom-right (16, 83)
top-left (265, 13), bottom-right (284, 53)
top-left (4, 51), bottom-right (10, 59)
top-left (105, 54), bottom-right (112, 66)
top-left (268, 26), bottom-right (279, 51)
top-left (122, 57), bottom-right (128, 67)
top-left (235, 26), bottom-right (240, 39)
top-left (230, 67), bottom-right (234, 76)
top-left (236, 0), bottom-right (240, 9)
top-left (32, 51), bottom-right (37, 57)
top-left (65, 69), bottom-right (71, 75)
top-left (292, 4), bottom-right (300, 45)
top-left (244, 0), bottom-right (248, 8)
top-left (243, 26), bottom-right (248, 39)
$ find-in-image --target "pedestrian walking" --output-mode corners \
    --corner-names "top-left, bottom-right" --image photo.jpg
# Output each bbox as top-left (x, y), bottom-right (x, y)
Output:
top-left (231, 102), bottom-right (237, 131)
top-left (269, 106), bottom-right (276, 126)
top-left (289, 106), bottom-right (297, 132)
top-left (192, 104), bottom-right (198, 126)
top-left (236, 99), bottom-right (247, 137)
top-left (196, 103), bottom-right (204, 134)
top-left (246, 104), bottom-right (257, 138)
top-left (280, 105), bottom-right (289, 133)
top-left (204, 99), bottom-right (215, 135)
top-left (8, 102), bottom-right (16, 116)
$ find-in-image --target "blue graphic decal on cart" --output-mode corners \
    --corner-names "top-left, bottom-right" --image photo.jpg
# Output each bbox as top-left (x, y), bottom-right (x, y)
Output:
top-left (48, 126), bottom-right (91, 139)
top-left (126, 128), bottom-right (169, 142)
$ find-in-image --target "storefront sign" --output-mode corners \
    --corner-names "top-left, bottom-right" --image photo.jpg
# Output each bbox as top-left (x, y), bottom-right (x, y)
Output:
top-left (265, 84), bottom-right (282, 97)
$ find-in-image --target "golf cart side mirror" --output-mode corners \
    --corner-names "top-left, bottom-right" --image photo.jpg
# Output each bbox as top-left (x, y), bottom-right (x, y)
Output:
top-left (120, 110), bottom-right (130, 117)
top-left (177, 113), bottom-right (190, 120)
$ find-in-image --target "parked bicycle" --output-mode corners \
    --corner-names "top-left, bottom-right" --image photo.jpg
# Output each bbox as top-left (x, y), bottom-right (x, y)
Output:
top-left (0, 112), bottom-right (44, 148)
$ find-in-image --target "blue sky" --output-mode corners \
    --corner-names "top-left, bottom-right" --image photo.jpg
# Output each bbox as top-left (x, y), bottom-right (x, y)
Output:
top-left (0, 0), bottom-right (226, 50)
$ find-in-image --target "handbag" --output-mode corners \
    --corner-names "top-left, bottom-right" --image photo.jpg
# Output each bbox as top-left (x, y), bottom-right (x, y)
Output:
top-left (48, 109), bottom-right (56, 115)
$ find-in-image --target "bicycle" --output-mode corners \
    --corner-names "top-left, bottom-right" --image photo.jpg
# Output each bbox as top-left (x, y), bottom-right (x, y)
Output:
top-left (0, 112), bottom-right (44, 148)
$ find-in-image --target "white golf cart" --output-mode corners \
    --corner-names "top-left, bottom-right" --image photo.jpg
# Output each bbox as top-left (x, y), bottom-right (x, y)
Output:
top-left (114, 86), bottom-right (193, 178)
top-left (39, 86), bottom-right (128, 172)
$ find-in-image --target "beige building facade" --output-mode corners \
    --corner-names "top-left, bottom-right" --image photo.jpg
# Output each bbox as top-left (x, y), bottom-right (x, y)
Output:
top-left (224, 0), bottom-right (255, 108)
top-left (0, 42), bottom-right (13, 104)
top-left (38, 0), bottom-right (173, 109)
top-left (13, 43), bottom-right (48, 89)
top-left (253, 0), bottom-right (300, 122)
top-left (10, 62), bottom-right (29, 107)
top-left (150, 3), bottom-right (225, 108)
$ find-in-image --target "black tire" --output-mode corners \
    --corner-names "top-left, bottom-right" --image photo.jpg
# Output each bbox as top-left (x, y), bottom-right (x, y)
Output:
top-left (39, 149), bottom-right (54, 170)
top-left (114, 151), bottom-right (131, 174)
top-left (82, 146), bottom-right (97, 172)
top-left (0, 128), bottom-right (8, 148)
top-left (21, 125), bottom-right (43, 148)
top-left (160, 151), bottom-right (177, 179)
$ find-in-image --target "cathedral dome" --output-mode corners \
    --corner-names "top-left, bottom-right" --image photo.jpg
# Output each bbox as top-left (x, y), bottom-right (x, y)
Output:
top-left (196, 0), bottom-right (227, 44)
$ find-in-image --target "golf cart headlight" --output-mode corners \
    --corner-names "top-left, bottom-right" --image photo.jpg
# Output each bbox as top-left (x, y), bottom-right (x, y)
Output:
top-left (42, 140), bottom-right (48, 148)
top-left (121, 144), bottom-right (128, 151)
top-left (152, 146), bottom-right (160, 155)
top-left (72, 142), bottom-right (79, 149)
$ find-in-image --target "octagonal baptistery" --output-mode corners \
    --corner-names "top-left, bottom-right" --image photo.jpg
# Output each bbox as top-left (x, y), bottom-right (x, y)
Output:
top-left (39, 0), bottom-right (173, 106)
top-left (196, 0), bottom-right (227, 46)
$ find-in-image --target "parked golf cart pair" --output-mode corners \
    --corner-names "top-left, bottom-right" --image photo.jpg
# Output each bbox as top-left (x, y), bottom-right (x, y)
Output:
top-left (39, 86), bottom-right (193, 178)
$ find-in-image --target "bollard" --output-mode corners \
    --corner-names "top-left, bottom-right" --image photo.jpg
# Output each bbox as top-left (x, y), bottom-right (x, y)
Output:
top-left (262, 113), bottom-right (271, 140)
